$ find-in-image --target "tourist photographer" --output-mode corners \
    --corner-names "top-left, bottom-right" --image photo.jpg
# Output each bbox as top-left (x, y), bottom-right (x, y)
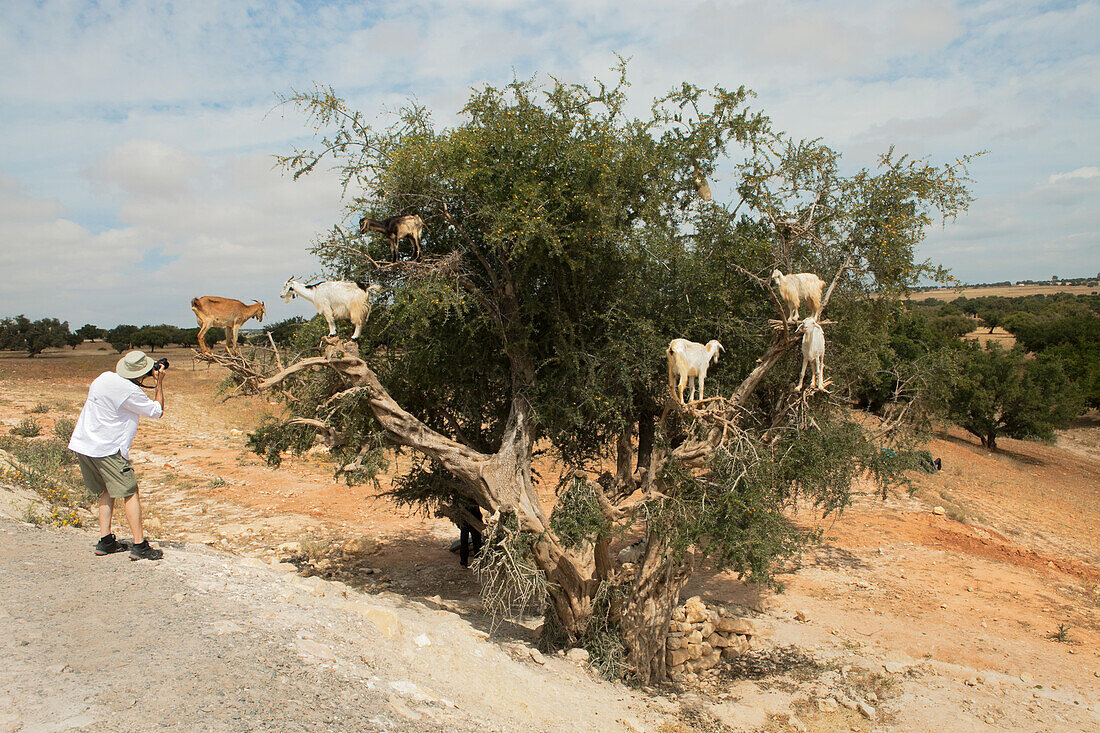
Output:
top-left (68, 350), bottom-right (167, 560)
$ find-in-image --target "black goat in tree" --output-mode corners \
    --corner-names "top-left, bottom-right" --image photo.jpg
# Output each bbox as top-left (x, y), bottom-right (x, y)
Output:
top-left (359, 214), bottom-right (424, 261)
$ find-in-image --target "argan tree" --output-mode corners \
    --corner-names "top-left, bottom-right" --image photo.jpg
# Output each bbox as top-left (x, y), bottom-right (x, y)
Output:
top-left (209, 69), bottom-right (972, 683)
top-left (0, 315), bottom-right (71, 357)
top-left (947, 341), bottom-right (1083, 449)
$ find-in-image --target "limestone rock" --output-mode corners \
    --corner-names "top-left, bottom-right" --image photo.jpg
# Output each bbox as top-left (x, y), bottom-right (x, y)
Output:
top-left (857, 701), bottom-right (876, 720)
top-left (779, 712), bottom-right (808, 732)
top-left (342, 535), bottom-right (381, 556)
top-left (698, 621), bottom-right (715, 638)
top-left (695, 651), bottom-right (720, 671)
top-left (684, 596), bottom-right (708, 624)
top-left (666, 636), bottom-right (683, 651)
top-left (296, 639), bottom-right (336, 663)
top-left (715, 617), bottom-right (755, 635)
top-left (720, 638), bottom-right (750, 660)
top-left (932, 505), bottom-right (946, 516)
top-left (666, 648), bottom-right (691, 667)
top-left (566, 647), bottom-right (590, 663)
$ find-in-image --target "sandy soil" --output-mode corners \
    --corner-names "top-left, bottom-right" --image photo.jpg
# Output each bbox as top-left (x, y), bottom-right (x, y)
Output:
top-left (1, 343), bottom-right (1098, 732)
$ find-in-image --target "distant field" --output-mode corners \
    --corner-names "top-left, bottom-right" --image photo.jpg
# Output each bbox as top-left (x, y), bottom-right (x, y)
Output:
top-left (908, 283), bottom-right (1098, 301)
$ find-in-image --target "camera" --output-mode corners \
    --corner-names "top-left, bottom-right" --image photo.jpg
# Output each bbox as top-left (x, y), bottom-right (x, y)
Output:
top-left (153, 358), bottom-right (170, 372)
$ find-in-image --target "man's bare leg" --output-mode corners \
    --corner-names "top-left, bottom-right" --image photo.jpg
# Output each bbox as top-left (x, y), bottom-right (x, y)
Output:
top-left (123, 492), bottom-right (144, 545)
top-left (98, 491), bottom-right (114, 537)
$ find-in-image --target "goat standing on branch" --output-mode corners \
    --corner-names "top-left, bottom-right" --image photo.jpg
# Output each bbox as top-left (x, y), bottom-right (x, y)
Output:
top-left (667, 338), bottom-right (725, 404)
top-left (796, 316), bottom-right (826, 392)
top-left (190, 296), bottom-right (265, 354)
top-left (280, 277), bottom-right (382, 340)
top-left (358, 214), bottom-right (424, 261)
top-left (770, 269), bottom-right (825, 323)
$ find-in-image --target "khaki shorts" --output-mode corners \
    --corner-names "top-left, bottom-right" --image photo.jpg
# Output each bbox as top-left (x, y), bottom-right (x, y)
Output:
top-left (75, 452), bottom-right (139, 499)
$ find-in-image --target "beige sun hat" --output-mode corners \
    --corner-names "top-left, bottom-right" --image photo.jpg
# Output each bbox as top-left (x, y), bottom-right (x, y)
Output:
top-left (116, 350), bottom-right (154, 379)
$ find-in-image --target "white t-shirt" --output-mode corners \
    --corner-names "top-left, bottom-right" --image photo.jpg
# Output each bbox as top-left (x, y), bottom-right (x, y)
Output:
top-left (68, 371), bottom-right (163, 459)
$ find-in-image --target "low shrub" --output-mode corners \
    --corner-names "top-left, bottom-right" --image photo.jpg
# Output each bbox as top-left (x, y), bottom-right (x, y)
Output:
top-left (10, 418), bottom-right (41, 437)
top-left (52, 417), bottom-right (75, 442)
top-left (0, 436), bottom-right (85, 527)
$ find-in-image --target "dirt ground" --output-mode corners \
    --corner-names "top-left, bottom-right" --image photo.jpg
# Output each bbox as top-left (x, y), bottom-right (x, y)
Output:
top-left (1, 343), bottom-right (1098, 732)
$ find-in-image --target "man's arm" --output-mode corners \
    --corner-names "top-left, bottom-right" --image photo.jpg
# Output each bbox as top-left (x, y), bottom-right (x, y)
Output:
top-left (153, 366), bottom-right (166, 414)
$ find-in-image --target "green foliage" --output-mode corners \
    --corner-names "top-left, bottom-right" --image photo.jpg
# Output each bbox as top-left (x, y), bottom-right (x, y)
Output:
top-left (947, 341), bottom-right (1083, 449)
top-left (246, 416), bottom-right (318, 467)
top-left (131, 324), bottom-right (178, 352)
top-left (550, 476), bottom-right (612, 549)
top-left (106, 324), bottom-right (139, 353)
top-left (28, 402), bottom-right (49, 414)
top-left (262, 316), bottom-right (307, 345)
top-left (0, 315), bottom-right (71, 357)
top-left (76, 324), bottom-right (104, 342)
top-left (652, 406), bottom-right (906, 587)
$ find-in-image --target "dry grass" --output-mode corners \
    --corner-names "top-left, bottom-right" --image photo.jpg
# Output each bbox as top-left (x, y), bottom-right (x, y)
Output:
top-left (962, 326), bottom-right (1016, 349)
top-left (908, 284), bottom-right (1098, 301)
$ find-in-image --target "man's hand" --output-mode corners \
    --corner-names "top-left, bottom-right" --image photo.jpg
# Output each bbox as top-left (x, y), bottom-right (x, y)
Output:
top-left (152, 366), bottom-right (166, 413)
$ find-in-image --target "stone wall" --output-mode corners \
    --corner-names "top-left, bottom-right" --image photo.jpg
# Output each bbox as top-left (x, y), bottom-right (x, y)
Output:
top-left (665, 595), bottom-right (760, 682)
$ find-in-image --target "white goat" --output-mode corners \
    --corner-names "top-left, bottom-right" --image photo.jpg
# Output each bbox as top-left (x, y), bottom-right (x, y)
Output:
top-left (280, 277), bottom-right (383, 340)
top-left (797, 316), bottom-right (825, 392)
top-left (771, 269), bottom-right (825, 322)
top-left (667, 338), bottom-right (725, 404)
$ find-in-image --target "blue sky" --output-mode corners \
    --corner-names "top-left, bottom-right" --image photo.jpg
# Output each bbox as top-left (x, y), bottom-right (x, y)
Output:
top-left (0, 0), bottom-right (1096, 328)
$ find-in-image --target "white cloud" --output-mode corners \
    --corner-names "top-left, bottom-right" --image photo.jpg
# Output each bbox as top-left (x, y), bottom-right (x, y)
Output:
top-left (0, 146), bottom-right (345, 327)
top-left (91, 140), bottom-right (204, 199)
top-left (0, 0), bottom-right (1097, 327)
top-left (1049, 167), bottom-right (1100, 185)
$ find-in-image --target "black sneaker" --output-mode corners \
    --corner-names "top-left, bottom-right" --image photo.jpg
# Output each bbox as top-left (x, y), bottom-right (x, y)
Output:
top-left (94, 534), bottom-right (129, 556)
top-left (129, 540), bottom-right (163, 561)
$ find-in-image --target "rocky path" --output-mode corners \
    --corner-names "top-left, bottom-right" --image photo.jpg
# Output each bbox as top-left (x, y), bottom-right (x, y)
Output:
top-left (0, 518), bottom-right (663, 733)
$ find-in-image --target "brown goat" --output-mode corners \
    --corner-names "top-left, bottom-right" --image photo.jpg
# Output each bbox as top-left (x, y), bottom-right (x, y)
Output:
top-left (190, 296), bottom-right (265, 354)
top-left (359, 214), bottom-right (424, 261)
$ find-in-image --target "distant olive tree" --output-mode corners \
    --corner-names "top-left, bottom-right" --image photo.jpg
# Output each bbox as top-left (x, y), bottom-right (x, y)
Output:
top-left (947, 342), bottom-right (1083, 450)
top-left (0, 315), bottom-right (71, 357)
